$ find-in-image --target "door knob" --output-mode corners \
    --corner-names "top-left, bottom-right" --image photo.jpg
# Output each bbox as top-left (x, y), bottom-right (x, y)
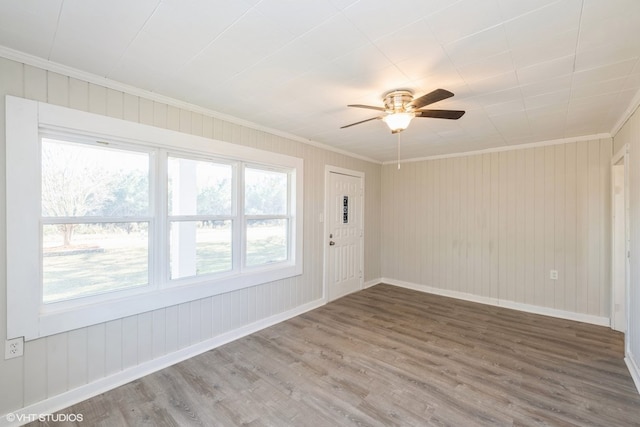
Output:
top-left (329, 241), bottom-right (335, 246)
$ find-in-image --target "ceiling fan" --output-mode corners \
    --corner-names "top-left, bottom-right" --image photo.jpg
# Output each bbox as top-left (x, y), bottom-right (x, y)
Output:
top-left (341, 88), bottom-right (465, 133)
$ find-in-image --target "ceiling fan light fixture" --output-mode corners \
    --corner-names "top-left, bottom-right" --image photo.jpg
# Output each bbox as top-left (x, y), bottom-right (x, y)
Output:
top-left (383, 112), bottom-right (415, 133)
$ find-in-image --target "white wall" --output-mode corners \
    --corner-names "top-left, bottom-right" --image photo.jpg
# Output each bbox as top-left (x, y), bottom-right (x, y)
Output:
top-left (0, 57), bottom-right (382, 418)
top-left (613, 105), bottom-right (640, 390)
top-left (381, 138), bottom-right (612, 322)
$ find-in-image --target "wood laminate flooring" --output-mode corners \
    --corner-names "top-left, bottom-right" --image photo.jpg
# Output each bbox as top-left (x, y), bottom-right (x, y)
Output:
top-left (31, 284), bottom-right (640, 426)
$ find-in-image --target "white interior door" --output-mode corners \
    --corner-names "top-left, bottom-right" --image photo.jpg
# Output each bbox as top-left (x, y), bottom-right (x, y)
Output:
top-left (326, 170), bottom-right (363, 301)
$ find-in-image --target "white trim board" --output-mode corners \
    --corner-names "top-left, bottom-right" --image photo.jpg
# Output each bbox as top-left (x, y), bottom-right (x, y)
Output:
top-left (364, 278), bottom-right (382, 289)
top-left (380, 278), bottom-right (610, 327)
top-left (626, 352), bottom-right (640, 394)
top-left (611, 87), bottom-right (640, 137)
top-left (0, 298), bottom-right (325, 427)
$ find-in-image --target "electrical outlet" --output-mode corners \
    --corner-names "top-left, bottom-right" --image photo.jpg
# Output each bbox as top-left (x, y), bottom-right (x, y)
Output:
top-left (5, 337), bottom-right (24, 359)
top-left (550, 270), bottom-right (558, 280)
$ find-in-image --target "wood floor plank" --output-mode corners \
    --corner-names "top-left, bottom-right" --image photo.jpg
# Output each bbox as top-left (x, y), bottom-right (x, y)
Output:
top-left (30, 284), bottom-right (640, 426)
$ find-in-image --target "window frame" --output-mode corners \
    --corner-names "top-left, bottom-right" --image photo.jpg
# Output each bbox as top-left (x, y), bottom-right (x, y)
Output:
top-left (242, 163), bottom-right (293, 269)
top-left (39, 136), bottom-right (156, 306)
top-left (6, 96), bottom-right (304, 341)
top-left (165, 152), bottom-right (238, 282)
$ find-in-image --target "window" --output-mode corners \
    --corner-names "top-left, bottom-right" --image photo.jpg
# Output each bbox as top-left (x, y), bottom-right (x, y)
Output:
top-left (6, 96), bottom-right (303, 340)
top-left (244, 167), bottom-right (290, 267)
top-left (168, 156), bottom-right (234, 279)
top-left (41, 138), bottom-right (152, 303)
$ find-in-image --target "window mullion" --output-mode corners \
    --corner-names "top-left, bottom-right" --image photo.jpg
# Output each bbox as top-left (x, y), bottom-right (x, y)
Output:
top-left (236, 162), bottom-right (245, 272)
top-left (40, 216), bottom-right (153, 224)
top-left (155, 149), bottom-right (168, 289)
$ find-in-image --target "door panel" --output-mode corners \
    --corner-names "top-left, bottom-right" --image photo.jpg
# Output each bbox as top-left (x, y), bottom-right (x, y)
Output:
top-left (327, 171), bottom-right (362, 301)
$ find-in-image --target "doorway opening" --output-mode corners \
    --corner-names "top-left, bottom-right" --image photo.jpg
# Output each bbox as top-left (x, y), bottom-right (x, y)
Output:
top-left (611, 145), bottom-right (629, 334)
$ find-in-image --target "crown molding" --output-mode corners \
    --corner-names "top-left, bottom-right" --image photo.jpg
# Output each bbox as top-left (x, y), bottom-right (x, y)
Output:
top-left (382, 133), bottom-right (612, 165)
top-left (0, 45), bottom-right (381, 165)
top-left (610, 87), bottom-right (640, 137)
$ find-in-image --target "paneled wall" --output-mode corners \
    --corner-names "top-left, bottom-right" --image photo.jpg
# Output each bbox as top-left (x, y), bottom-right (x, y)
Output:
top-left (613, 105), bottom-right (640, 386)
top-left (0, 57), bottom-right (381, 416)
top-left (381, 139), bottom-right (612, 318)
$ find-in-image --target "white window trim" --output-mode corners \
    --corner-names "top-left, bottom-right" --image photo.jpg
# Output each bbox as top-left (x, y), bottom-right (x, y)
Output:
top-left (6, 95), bottom-right (304, 341)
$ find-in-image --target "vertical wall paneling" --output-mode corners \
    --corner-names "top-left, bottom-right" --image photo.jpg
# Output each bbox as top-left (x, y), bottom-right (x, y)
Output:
top-left (87, 323), bottom-right (106, 383)
top-left (123, 93), bottom-right (139, 123)
top-left (190, 300), bottom-right (202, 346)
top-left (434, 160), bottom-right (442, 287)
top-left (490, 153), bottom-right (500, 299)
top-left (177, 302), bottom-right (192, 348)
top-left (564, 143), bottom-right (578, 313)
top-left (544, 146), bottom-right (555, 309)
top-left (452, 157), bottom-right (461, 293)
top-left (458, 157), bottom-right (468, 294)
top-left (24, 65), bottom-right (47, 101)
top-left (165, 306), bottom-right (179, 353)
top-left (554, 144), bottom-right (566, 310)
top-left (524, 150), bottom-right (535, 305)
top-left (68, 78), bottom-right (89, 112)
top-left (200, 297), bottom-right (214, 341)
top-left (600, 139), bottom-right (613, 317)
top-left (138, 97), bottom-right (154, 126)
top-left (498, 151), bottom-right (508, 300)
top-left (587, 140), bottom-right (602, 315)
top-left (443, 159), bottom-right (453, 292)
top-left (151, 308), bottom-right (166, 359)
top-left (88, 84), bottom-right (107, 115)
top-left (154, 102), bottom-right (168, 129)
top-left (46, 334), bottom-right (68, 397)
top-left (104, 320), bottom-right (123, 375)
top-left (0, 54), bottom-right (371, 417)
top-left (121, 316), bottom-right (138, 369)
top-left (46, 72), bottom-right (69, 107)
top-left (576, 142), bottom-right (589, 314)
top-left (106, 88), bottom-right (123, 119)
top-left (504, 150), bottom-right (516, 301)
top-left (136, 312), bottom-right (153, 364)
top-left (533, 147), bottom-right (546, 307)
top-left (22, 339), bottom-right (46, 406)
top-left (66, 329), bottom-right (88, 390)
top-left (381, 139), bottom-right (612, 320)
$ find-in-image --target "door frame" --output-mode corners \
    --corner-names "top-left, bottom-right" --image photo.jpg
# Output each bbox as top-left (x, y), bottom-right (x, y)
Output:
top-left (611, 144), bottom-right (629, 336)
top-left (323, 165), bottom-right (365, 302)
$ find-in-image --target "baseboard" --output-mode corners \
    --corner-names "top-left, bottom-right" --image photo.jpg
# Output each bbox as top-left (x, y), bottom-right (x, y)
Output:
top-left (382, 278), bottom-right (610, 327)
top-left (626, 352), bottom-right (640, 394)
top-left (364, 278), bottom-right (382, 289)
top-left (1, 298), bottom-right (325, 427)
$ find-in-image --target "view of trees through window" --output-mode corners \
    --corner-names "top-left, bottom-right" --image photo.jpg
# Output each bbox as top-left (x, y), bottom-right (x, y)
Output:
top-left (244, 168), bottom-right (288, 266)
top-left (41, 140), bottom-right (292, 303)
top-left (41, 138), bottom-right (150, 302)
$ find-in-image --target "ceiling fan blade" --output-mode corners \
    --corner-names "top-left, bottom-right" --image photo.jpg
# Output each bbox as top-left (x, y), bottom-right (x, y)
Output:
top-left (347, 104), bottom-right (386, 111)
top-left (410, 89), bottom-right (454, 109)
top-left (416, 109), bottom-right (465, 120)
top-left (340, 116), bottom-right (382, 129)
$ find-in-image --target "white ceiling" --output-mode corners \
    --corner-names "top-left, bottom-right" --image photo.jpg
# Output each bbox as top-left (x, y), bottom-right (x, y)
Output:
top-left (1, 0), bottom-right (640, 162)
